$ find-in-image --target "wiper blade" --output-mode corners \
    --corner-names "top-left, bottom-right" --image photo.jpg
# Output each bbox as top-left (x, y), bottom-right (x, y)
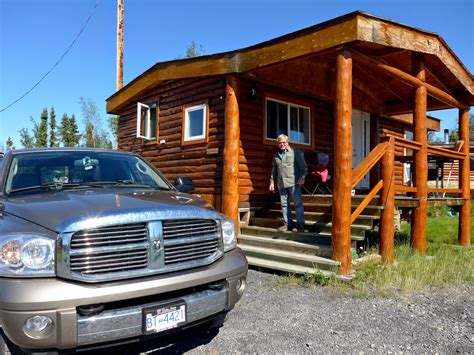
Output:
top-left (112, 180), bottom-right (156, 189)
top-left (75, 180), bottom-right (158, 189)
top-left (9, 183), bottom-right (80, 194)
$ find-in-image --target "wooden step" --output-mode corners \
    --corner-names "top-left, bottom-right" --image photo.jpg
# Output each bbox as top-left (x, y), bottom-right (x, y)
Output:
top-left (261, 209), bottom-right (379, 226)
top-left (301, 194), bottom-right (381, 205)
top-left (245, 256), bottom-right (336, 276)
top-left (274, 202), bottom-right (383, 216)
top-left (240, 244), bottom-right (340, 273)
top-left (240, 225), bottom-right (332, 244)
top-left (248, 218), bottom-right (369, 239)
top-left (238, 234), bottom-right (332, 258)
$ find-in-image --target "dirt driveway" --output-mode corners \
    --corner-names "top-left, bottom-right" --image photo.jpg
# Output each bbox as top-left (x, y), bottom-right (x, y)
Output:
top-left (102, 269), bottom-right (473, 354)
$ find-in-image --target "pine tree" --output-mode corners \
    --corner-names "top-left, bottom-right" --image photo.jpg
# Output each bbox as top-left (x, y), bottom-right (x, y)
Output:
top-left (19, 128), bottom-right (34, 148)
top-left (49, 106), bottom-right (58, 147)
top-left (35, 108), bottom-right (48, 147)
top-left (185, 41), bottom-right (205, 58)
top-left (59, 113), bottom-right (80, 147)
top-left (6, 137), bottom-right (14, 150)
top-left (108, 115), bottom-right (119, 148)
top-left (69, 114), bottom-right (80, 146)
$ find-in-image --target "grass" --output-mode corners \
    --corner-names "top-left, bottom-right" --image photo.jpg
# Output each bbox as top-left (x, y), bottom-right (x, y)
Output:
top-left (273, 203), bottom-right (474, 297)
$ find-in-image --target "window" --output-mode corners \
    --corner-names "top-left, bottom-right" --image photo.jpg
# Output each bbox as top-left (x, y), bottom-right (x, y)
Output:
top-left (265, 97), bottom-right (311, 145)
top-left (182, 103), bottom-right (208, 143)
top-left (136, 102), bottom-right (158, 140)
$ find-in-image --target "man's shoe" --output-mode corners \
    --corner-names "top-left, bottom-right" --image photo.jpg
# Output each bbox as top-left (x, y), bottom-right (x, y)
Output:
top-left (296, 225), bottom-right (305, 233)
top-left (278, 224), bottom-right (294, 232)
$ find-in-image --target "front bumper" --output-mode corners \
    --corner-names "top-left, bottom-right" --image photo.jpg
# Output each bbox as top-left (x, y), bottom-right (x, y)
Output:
top-left (0, 248), bottom-right (247, 350)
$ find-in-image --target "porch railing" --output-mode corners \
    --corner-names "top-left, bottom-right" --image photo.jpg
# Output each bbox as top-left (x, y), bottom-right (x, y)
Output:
top-left (384, 134), bottom-right (465, 196)
top-left (350, 137), bottom-right (395, 263)
top-left (349, 133), bottom-right (469, 265)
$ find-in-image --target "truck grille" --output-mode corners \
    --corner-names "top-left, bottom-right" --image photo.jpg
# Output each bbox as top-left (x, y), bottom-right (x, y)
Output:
top-left (70, 223), bottom-right (148, 275)
top-left (163, 219), bottom-right (220, 265)
top-left (67, 219), bottom-right (222, 282)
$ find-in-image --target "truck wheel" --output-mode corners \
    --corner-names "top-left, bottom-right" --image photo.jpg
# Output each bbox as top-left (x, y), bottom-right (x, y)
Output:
top-left (0, 331), bottom-right (18, 355)
top-left (0, 331), bottom-right (59, 355)
top-left (207, 312), bottom-right (229, 330)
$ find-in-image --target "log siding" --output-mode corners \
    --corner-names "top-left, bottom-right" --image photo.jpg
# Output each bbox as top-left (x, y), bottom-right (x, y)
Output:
top-left (117, 77), bottom-right (227, 209)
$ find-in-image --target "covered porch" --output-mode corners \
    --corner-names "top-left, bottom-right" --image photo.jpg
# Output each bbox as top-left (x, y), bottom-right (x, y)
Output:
top-left (221, 12), bottom-right (473, 275)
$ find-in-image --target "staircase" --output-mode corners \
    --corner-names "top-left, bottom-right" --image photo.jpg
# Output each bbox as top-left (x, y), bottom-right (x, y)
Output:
top-left (238, 194), bottom-right (382, 275)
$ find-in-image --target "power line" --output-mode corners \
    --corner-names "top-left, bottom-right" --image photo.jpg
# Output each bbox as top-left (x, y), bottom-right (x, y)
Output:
top-left (0, 0), bottom-right (100, 113)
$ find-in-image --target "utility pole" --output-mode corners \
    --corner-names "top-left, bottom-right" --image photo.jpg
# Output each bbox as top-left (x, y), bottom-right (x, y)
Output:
top-left (116, 0), bottom-right (124, 91)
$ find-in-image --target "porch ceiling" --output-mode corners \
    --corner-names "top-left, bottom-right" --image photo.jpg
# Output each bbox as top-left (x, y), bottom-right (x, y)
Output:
top-left (107, 11), bottom-right (473, 115)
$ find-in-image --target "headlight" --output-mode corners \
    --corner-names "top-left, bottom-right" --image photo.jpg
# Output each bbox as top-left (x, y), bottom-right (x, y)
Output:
top-left (0, 235), bottom-right (55, 276)
top-left (221, 216), bottom-right (237, 252)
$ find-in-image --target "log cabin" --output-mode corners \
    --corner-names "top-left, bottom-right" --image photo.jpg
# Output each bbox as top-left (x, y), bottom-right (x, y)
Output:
top-left (106, 11), bottom-right (473, 275)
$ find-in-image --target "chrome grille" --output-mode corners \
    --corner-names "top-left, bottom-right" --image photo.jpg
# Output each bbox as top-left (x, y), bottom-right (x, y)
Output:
top-left (65, 219), bottom-right (223, 282)
top-left (163, 219), bottom-right (221, 265)
top-left (69, 223), bottom-right (148, 275)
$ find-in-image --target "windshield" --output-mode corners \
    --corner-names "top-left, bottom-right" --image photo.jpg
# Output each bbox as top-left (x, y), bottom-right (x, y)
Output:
top-left (4, 151), bottom-right (172, 194)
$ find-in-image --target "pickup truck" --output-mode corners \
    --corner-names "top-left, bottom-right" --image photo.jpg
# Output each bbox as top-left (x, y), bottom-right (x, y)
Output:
top-left (0, 148), bottom-right (247, 354)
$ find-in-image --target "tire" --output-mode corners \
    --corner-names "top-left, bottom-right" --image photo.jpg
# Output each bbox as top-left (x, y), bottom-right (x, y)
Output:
top-left (0, 331), bottom-right (59, 355)
top-left (207, 312), bottom-right (229, 330)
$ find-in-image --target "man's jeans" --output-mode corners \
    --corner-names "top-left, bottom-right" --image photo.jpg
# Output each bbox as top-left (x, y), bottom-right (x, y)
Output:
top-left (279, 185), bottom-right (305, 228)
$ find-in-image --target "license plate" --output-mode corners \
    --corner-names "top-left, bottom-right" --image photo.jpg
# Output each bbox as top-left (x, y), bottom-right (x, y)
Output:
top-left (142, 301), bottom-right (186, 335)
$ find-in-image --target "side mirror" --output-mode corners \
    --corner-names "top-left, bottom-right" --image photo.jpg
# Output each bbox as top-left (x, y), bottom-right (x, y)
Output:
top-left (174, 177), bottom-right (194, 193)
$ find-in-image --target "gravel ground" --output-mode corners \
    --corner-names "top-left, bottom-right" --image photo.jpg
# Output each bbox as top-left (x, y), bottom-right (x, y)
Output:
top-left (107, 269), bottom-right (473, 354)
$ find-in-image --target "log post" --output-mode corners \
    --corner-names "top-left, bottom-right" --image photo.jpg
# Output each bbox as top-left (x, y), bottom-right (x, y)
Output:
top-left (332, 50), bottom-right (353, 275)
top-left (458, 109), bottom-right (471, 246)
top-left (410, 53), bottom-right (428, 255)
top-left (379, 137), bottom-right (395, 264)
top-left (222, 75), bottom-right (240, 226)
top-left (116, 0), bottom-right (124, 91)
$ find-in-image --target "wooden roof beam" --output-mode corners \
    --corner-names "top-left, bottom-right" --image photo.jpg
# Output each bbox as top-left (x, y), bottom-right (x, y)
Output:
top-left (353, 61), bottom-right (408, 103)
top-left (350, 49), bottom-right (469, 110)
top-left (425, 66), bottom-right (453, 95)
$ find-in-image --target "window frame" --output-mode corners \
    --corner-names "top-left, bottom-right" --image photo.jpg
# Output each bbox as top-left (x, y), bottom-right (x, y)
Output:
top-left (181, 101), bottom-right (209, 145)
top-left (263, 94), bottom-right (314, 150)
top-left (136, 101), bottom-right (159, 141)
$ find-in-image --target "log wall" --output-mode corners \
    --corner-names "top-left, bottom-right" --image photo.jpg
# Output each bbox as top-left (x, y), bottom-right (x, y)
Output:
top-left (117, 77), bottom-right (227, 210)
top-left (237, 78), bottom-right (335, 209)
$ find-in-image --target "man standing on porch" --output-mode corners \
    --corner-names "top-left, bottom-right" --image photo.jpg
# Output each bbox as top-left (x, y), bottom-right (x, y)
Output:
top-left (269, 134), bottom-right (308, 232)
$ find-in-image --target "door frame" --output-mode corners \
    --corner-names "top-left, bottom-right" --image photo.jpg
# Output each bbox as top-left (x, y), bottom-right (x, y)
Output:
top-left (352, 110), bottom-right (371, 189)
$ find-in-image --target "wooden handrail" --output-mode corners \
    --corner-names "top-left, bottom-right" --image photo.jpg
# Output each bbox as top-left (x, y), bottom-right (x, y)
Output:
top-left (427, 145), bottom-right (466, 160)
top-left (427, 188), bottom-right (462, 194)
top-left (395, 185), bottom-right (418, 193)
top-left (351, 141), bottom-right (389, 189)
top-left (384, 134), bottom-right (422, 151)
top-left (351, 180), bottom-right (383, 224)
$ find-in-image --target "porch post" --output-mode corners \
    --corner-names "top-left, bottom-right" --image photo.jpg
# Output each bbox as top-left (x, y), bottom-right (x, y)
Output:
top-left (379, 137), bottom-right (395, 264)
top-left (458, 108), bottom-right (471, 245)
top-left (222, 75), bottom-right (240, 226)
top-left (332, 49), bottom-right (353, 274)
top-left (411, 53), bottom-right (428, 255)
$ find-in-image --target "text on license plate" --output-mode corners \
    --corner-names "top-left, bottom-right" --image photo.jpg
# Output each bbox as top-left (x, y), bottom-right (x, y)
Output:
top-left (144, 303), bottom-right (186, 334)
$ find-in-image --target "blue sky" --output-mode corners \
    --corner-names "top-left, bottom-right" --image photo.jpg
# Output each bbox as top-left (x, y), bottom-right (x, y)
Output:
top-left (0, 0), bottom-right (473, 149)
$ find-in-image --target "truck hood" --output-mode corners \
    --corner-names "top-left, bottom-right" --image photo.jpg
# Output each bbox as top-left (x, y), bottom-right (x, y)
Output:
top-left (3, 188), bottom-right (218, 233)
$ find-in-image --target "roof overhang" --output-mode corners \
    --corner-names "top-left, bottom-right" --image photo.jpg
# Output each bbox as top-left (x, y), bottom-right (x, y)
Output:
top-left (388, 114), bottom-right (441, 131)
top-left (107, 11), bottom-right (473, 115)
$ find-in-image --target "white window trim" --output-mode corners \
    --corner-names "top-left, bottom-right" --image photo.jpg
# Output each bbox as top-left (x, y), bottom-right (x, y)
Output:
top-left (184, 103), bottom-right (207, 142)
top-left (265, 97), bottom-right (311, 145)
top-left (136, 102), bottom-right (152, 139)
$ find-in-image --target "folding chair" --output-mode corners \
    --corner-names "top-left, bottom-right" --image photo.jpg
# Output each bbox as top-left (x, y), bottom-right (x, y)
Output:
top-left (303, 152), bottom-right (332, 195)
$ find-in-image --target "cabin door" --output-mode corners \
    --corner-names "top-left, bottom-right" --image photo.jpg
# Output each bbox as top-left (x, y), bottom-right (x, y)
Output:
top-left (352, 110), bottom-right (371, 190)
